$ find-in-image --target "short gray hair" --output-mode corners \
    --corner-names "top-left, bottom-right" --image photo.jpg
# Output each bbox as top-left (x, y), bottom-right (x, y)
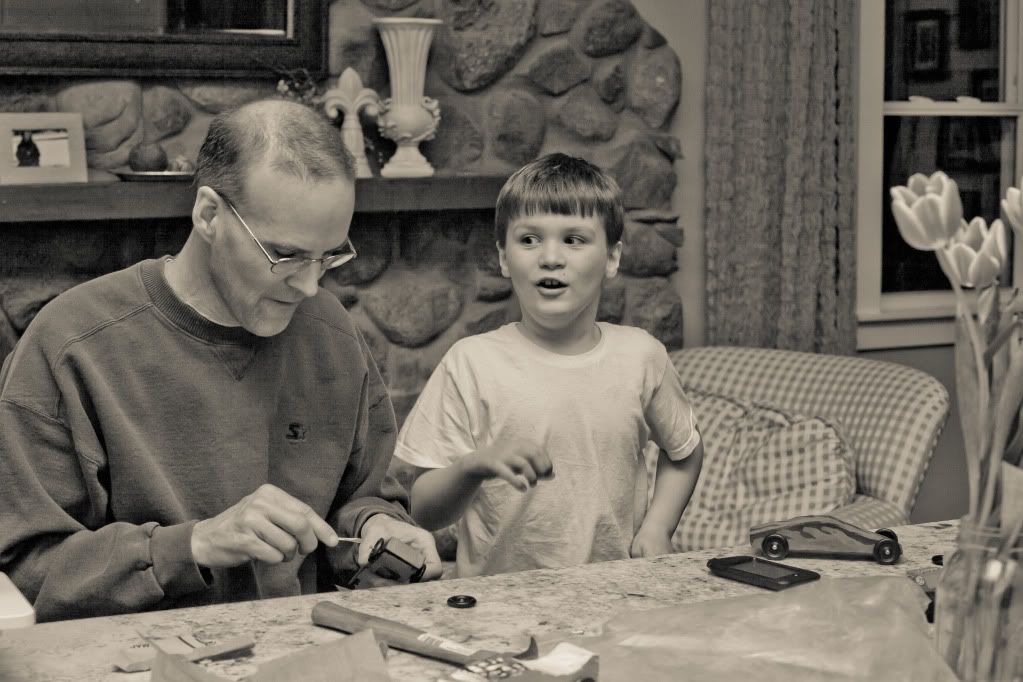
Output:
top-left (195, 98), bottom-right (355, 207)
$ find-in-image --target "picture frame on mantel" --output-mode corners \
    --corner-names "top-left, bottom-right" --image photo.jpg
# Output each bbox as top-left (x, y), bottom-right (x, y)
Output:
top-left (0, 113), bottom-right (88, 185)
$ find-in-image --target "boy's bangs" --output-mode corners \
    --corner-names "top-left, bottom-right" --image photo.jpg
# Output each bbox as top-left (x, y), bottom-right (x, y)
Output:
top-left (494, 153), bottom-right (624, 244)
top-left (514, 171), bottom-right (619, 216)
top-left (516, 190), bottom-right (603, 222)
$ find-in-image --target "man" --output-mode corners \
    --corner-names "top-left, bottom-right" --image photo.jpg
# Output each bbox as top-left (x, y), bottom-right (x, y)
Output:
top-left (0, 99), bottom-right (441, 622)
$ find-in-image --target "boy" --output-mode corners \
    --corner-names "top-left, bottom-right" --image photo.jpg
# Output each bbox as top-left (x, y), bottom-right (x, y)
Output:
top-left (394, 153), bottom-right (703, 577)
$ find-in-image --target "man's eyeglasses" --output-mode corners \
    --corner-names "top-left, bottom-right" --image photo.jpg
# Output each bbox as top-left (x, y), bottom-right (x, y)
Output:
top-left (222, 196), bottom-right (357, 275)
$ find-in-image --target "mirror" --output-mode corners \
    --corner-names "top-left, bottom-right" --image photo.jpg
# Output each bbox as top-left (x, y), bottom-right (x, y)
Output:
top-left (0, 0), bottom-right (325, 77)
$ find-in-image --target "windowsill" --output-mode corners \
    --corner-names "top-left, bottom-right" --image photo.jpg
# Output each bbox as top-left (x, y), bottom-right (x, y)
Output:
top-left (856, 317), bottom-right (955, 350)
top-left (857, 306), bottom-right (954, 323)
top-left (856, 290), bottom-right (955, 349)
top-left (856, 288), bottom-right (1015, 350)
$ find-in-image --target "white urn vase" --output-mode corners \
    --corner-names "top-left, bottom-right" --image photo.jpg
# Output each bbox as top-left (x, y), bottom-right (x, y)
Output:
top-left (372, 17), bottom-right (443, 178)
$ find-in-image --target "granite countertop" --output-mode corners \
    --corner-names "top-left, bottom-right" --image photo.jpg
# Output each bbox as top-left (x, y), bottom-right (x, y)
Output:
top-left (0, 521), bottom-right (957, 681)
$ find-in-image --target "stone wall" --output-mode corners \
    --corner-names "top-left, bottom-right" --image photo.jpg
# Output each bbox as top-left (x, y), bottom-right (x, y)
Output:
top-left (0, 0), bottom-right (684, 426)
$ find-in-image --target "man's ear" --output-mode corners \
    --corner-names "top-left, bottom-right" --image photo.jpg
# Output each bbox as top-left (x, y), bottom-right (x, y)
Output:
top-left (606, 240), bottom-right (623, 278)
top-left (192, 186), bottom-right (221, 244)
top-left (497, 242), bottom-right (510, 278)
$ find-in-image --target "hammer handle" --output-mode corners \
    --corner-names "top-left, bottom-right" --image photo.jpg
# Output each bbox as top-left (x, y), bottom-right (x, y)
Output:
top-left (311, 601), bottom-right (477, 665)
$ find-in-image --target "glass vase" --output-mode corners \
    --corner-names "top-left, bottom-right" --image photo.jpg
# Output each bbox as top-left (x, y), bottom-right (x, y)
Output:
top-left (934, 517), bottom-right (1022, 681)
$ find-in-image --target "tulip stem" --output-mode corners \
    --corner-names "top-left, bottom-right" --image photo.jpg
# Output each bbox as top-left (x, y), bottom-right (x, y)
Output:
top-left (938, 248), bottom-right (990, 520)
top-left (983, 318), bottom-right (1023, 366)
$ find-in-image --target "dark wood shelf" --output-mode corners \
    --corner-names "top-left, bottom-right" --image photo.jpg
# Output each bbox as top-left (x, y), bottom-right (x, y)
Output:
top-left (0, 175), bottom-right (510, 223)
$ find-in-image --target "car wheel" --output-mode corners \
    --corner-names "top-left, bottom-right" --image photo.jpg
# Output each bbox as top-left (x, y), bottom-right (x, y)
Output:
top-left (873, 538), bottom-right (901, 564)
top-left (875, 528), bottom-right (899, 543)
top-left (762, 534), bottom-right (789, 560)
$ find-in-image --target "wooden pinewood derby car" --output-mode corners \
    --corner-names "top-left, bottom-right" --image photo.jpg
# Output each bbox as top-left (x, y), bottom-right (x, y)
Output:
top-left (749, 515), bottom-right (902, 565)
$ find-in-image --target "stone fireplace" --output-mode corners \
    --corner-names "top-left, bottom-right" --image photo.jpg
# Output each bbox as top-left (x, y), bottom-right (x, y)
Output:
top-left (0, 0), bottom-right (684, 426)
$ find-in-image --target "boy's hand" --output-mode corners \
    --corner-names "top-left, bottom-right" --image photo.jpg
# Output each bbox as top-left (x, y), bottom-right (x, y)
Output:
top-left (630, 525), bottom-right (675, 558)
top-left (458, 440), bottom-right (554, 492)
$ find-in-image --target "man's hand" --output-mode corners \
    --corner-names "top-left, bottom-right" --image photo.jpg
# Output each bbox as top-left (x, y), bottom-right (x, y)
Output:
top-left (358, 514), bottom-right (443, 581)
top-left (191, 484), bottom-right (339, 568)
top-left (457, 439), bottom-right (554, 492)
top-left (630, 525), bottom-right (675, 559)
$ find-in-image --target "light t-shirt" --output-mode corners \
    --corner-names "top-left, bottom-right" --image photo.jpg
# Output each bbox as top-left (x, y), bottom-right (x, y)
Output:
top-left (394, 322), bottom-right (700, 577)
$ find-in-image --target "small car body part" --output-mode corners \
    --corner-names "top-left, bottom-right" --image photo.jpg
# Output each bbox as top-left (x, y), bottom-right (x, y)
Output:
top-left (749, 514), bottom-right (903, 565)
top-left (344, 537), bottom-right (426, 588)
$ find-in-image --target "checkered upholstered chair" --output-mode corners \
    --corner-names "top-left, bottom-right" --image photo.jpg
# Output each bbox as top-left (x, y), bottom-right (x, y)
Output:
top-left (670, 346), bottom-right (951, 529)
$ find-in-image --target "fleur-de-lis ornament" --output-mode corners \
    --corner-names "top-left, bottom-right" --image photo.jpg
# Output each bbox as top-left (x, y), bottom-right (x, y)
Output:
top-left (322, 68), bottom-right (383, 179)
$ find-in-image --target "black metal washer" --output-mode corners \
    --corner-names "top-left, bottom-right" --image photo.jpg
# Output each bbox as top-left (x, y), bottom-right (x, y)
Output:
top-left (447, 594), bottom-right (477, 609)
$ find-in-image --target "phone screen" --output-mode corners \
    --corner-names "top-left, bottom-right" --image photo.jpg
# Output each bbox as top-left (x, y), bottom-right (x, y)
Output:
top-left (732, 559), bottom-right (800, 579)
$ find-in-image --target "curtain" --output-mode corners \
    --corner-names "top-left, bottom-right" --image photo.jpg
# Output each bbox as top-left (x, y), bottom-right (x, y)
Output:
top-left (704, 0), bottom-right (857, 354)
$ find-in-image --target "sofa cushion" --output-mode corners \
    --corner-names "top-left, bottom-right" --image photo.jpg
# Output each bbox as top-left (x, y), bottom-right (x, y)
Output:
top-left (645, 387), bottom-right (856, 552)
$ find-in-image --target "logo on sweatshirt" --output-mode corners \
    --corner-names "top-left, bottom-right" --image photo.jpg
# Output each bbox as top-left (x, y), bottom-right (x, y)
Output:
top-left (286, 422), bottom-right (307, 443)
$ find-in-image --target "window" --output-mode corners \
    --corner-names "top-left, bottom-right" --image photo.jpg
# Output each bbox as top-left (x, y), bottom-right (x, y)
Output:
top-left (856, 0), bottom-right (1023, 349)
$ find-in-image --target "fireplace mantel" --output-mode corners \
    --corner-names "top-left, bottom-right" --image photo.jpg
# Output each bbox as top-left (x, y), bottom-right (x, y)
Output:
top-left (0, 175), bottom-right (510, 224)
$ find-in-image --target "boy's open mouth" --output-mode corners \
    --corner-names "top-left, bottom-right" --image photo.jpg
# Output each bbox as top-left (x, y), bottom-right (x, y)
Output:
top-left (536, 278), bottom-right (567, 290)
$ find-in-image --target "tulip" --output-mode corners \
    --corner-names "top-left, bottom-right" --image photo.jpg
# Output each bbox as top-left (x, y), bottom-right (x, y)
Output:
top-left (890, 185), bottom-right (920, 206)
top-left (890, 172), bottom-right (930, 204)
top-left (957, 217), bottom-right (1008, 262)
top-left (891, 194), bottom-right (953, 250)
top-left (907, 172), bottom-right (930, 197)
top-left (928, 171), bottom-right (965, 237)
top-left (1001, 185), bottom-right (1023, 233)
top-left (890, 171), bottom-right (963, 251)
top-left (941, 218), bottom-right (1007, 289)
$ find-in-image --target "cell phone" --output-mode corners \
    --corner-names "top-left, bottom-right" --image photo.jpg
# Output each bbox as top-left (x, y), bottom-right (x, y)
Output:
top-left (706, 555), bottom-right (820, 591)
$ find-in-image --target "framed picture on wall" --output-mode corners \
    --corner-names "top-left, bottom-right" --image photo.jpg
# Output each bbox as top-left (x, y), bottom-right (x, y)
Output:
top-left (904, 10), bottom-right (951, 81)
top-left (0, 112), bottom-right (88, 185)
top-left (970, 68), bottom-right (1000, 101)
top-left (938, 118), bottom-right (1001, 172)
top-left (958, 0), bottom-right (997, 50)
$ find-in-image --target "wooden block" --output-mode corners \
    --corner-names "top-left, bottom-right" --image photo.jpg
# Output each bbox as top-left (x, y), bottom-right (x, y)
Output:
top-left (113, 635), bottom-right (254, 673)
top-left (150, 652), bottom-right (226, 682)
